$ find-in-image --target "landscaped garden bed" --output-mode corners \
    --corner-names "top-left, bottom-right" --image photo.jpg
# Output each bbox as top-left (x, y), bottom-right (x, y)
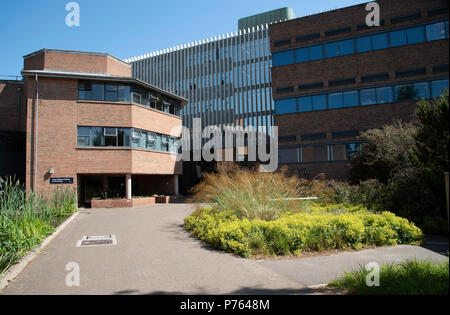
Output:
top-left (184, 165), bottom-right (423, 259)
top-left (0, 177), bottom-right (77, 275)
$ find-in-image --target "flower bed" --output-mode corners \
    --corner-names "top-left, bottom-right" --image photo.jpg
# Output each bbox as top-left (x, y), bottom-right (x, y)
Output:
top-left (184, 207), bottom-right (423, 258)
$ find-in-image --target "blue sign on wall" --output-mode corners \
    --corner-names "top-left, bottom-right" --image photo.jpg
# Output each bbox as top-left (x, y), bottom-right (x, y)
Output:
top-left (50, 177), bottom-right (74, 184)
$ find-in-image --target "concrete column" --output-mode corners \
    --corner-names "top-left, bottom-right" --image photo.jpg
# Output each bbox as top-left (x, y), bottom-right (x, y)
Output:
top-left (126, 174), bottom-right (132, 200)
top-left (174, 175), bottom-right (179, 195)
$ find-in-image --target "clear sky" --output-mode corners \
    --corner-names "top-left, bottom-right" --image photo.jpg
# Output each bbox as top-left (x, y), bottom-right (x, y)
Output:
top-left (0, 0), bottom-right (368, 77)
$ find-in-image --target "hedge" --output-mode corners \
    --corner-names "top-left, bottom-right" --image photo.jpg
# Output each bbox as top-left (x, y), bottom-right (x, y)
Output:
top-left (184, 208), bottom-right (423, 258)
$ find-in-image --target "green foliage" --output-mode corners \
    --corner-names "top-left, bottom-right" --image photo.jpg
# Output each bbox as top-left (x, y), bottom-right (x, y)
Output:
top-left (184, 207), bottom-right (423, 258)
top-left (190, 165), bottom-right (304, 221)
top-left (330, 259), bottom-right (449, 295)
top-left (349, 93), bottom-right (450, 234)
top-left (0, 176), bottom-right (77, 275)
top-left (414, 91), bottom-right (449, 175)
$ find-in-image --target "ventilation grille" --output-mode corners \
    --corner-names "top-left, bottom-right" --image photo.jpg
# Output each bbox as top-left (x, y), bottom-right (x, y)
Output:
top-left (76, 235), bottom-right (117, 247)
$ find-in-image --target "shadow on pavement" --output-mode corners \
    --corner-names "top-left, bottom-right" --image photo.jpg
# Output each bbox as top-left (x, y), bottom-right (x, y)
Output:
top-left (422, 235), bottom-right (449, 256)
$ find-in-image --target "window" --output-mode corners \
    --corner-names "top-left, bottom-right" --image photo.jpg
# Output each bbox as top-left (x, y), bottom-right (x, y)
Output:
top-left (104, 128), bottom-right (118, 146)
top-left (407, 26), bottom-right (425, 44)
top-left (325, 27), bottom-right (351, 36)
top-left (295, 48), bottom-right (309, 63)
top-left (301, 133), bottom-right (326, 141)
top-left (277, 86), bottom-right (294, 94)
top-left (78, 81), bottom-right (92, 100)
top-left (396, 68), bottom-right (426, 78)
top-left (395, 84), bottom-right (417, 101)
top-left (273, 51), bottom-right (293, 67)
top-left (356, 36), bottom-right (372, 53)
top-left (105, 84), bottom-right (118, 102)
top-left (161, 135), bottom-right (170, 152)
top-left (332, 130), bottom-right (359, 139)
top-left (77, 127), bottom-right (90, 146)
top-left (312, 94), bottom-right (327, 111)
top-left (118, 85), bottom-right (131, 102)
top-left (279, 135), bottom-right (296, 143)
top-left (276, 98), bottom-right (297, 114)
top-left (431, 79), bottom-right (449, 97)
top-left (162, 100), bottom-right (171, 113)
top-left (92, 83), bottom-right (105, 101)
top-left (299, 82), bottom-right (323, 91)
top-left (360, 88), bottom-right (377, 105)
top-left (298, 96), bottom-right (312, 112)
top-left (274, 39), bottom-right (291, 47)
top-left (331, 144), bottom-right (347, 161)
top-left (343, 91), bottom-right (359, 107)
top-left (413, 82), bottom-right (430, 99)
top-left (390, 29), bottom-right (407, 47)
top-left (329, 78), bottom-right (355, 87)
top-left (314, 145), bottom-right (329, 161)
top-left (309, 45), bottom-right (323, 61)
top-left (279, 147), bottom-right (298, 164)
top-left (340, 39), bottom-right (355, 56)
top-left (426, 22), bottom-right (447, 41)
top-left (325, 42), bottom-right (339, 58)
top-left (362, 73), bottom-right (390, 83)
top-left (376, 86), bottom-right (393, 104)
top-left (296, 33), bottom-right (320, 42)
top-left (147, 132), bottom-right (156, 150)
top-left (301, 146), bottom-right (315, 162)
top-left (328, 92), bottom-right (343, 109)
top-left (346, 143), bottom-right (361, 159)
top-left (372, 33), bottom-right (389, 50)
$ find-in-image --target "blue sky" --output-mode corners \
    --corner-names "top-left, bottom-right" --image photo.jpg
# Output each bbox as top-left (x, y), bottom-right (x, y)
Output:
top-left (0, 0), bottom-right (367, 77)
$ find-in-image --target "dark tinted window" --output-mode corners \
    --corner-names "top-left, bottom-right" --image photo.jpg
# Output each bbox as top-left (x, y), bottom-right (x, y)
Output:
top-left (312, 94), bottom-right (327, 110)
top-left (299, 96), bottom-right (313, 112)
top-left (407, 26), bottom-right (425, 44)
top-left (328, 92), bottom-right (343, 109)
top-left (325, 42), bottom-right (339, 58)
top-left (309, 45), bottom-right (323, 61)
top-left (356, 36), bottom-right (372, 52)
top-left (372, 33), bottom-right (389, 50)
top-left (276, 98), bottom-right (297, 114)
top-left (295, 48), bottom-right (309, 63)
top-left (273, 51), bottom-right (293, 67)
top-left (390, 29), bottom-right (407, 47)
top-left (343, 91), bottom-right (359, 107)
top-left (340, 39), bottom-right (355, 55)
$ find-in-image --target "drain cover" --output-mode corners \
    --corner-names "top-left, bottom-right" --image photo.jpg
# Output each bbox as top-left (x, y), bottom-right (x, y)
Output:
top-left (76, 234), bottom-right (117, 247)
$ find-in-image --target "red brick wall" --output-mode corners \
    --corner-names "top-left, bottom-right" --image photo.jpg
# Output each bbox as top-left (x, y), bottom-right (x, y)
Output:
top-left (270, 0), bottom-right (449, 179)
top-left (23, 50), bottom-right (131, 77)
top-left (270, 0), bottom-right (448, 52)
top-left (25, 77), bottom-right (78, 193)
top-left (24, 76), bottom-right (183, 195)
top-left (0, 81), bottom-right (25, 132)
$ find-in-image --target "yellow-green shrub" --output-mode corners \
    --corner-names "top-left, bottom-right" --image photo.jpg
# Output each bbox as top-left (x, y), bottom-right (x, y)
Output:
top-left (184, 207), bottom-right (423, 258)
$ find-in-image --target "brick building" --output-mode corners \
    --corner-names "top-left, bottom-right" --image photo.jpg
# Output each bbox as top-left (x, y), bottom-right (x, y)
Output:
top-left (270, 0), bottom-right (449, 179)
top-left (2, 49), bottom-right (187, 207)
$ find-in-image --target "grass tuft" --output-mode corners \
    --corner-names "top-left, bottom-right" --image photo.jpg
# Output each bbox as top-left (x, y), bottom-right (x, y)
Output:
top-left (329, 259), bottom-right (449, 295)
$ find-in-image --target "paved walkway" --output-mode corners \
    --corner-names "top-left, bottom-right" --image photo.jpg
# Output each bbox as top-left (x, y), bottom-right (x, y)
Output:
top-left (1, 204), bottom-right (447, 295)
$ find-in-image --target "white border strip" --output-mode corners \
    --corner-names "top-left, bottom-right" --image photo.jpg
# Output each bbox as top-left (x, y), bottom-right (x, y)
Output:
top-left (0, 211), bottom-right (79, 292)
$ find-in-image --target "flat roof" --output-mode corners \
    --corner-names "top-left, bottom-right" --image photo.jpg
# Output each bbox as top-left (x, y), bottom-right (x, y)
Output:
top-left (21, 69), bottom-right (188, 105)
top-left (23, 49), bottom-right (131, 67)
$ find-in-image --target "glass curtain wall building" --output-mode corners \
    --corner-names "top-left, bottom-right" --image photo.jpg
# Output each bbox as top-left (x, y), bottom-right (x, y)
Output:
top-left (126, 9), bottom-right (296, 136)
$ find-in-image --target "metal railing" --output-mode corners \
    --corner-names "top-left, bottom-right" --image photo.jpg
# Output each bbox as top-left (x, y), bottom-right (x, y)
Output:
top-left (0, 75), bottom-right (22, 81)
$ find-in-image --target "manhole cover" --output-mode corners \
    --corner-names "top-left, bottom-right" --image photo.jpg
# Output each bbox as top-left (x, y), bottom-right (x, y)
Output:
top-left (76, 234), bottom-right (117, 247)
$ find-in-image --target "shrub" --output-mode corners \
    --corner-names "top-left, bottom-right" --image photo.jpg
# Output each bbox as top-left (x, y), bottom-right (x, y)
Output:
top-left (184, 207), bottom-right (423, 258)
top-left (0, 176), bottom-right (77, 274)
top-left (190, 165), bottom-right (305, 221)
top-left (330, 259), bottom-right (449, 295)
